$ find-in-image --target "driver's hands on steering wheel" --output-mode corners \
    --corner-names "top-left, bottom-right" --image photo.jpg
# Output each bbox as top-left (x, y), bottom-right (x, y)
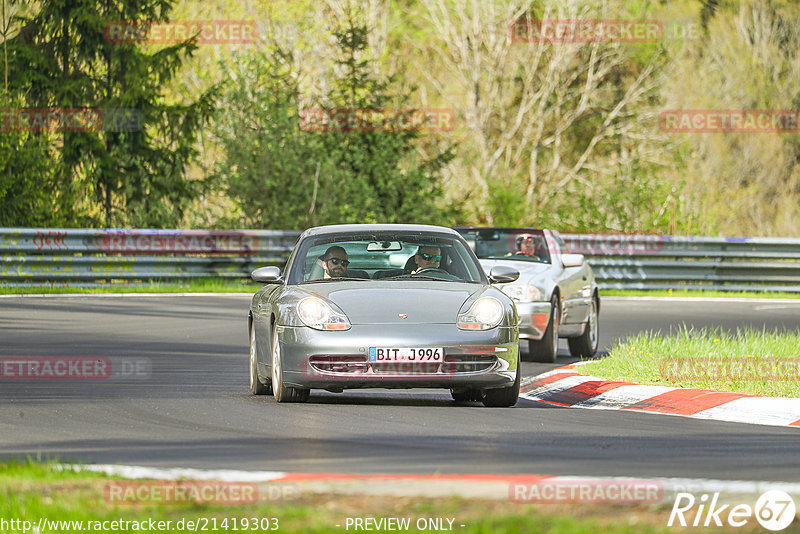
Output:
top-left (413, 267), bottom-right (447, 274)
top-left (512, 251), bottom-right (541, 261)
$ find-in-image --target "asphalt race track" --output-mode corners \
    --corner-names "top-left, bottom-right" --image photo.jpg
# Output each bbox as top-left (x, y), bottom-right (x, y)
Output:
top-left (1, 295), bottom-right (799, 481)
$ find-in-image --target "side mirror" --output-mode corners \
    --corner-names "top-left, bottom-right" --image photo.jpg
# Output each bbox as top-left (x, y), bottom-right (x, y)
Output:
top-left (488, 265), bottom-right (520, 284)
top-left (251, 266), bottom-right (283, 284)
top-left (561, 253), bottom-right (585, 268)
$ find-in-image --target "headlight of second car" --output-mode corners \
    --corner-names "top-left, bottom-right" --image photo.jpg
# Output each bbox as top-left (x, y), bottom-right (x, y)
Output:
top-left (297, 297), bottom-right (351, 330)
top-left (501, 283), bottom-right (543, 302)
top-left (457, 297), bottom-right (504, 331)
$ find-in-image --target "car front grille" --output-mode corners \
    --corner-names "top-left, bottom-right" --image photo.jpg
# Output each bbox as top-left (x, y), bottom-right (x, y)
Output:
top-left (308, 352), bottom-right (498, 375)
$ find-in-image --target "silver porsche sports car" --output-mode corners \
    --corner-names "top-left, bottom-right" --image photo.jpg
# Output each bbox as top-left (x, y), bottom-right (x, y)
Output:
top-left (454, 227), bottom-right (600, 363)
top-left (248, 224), bottom-right (522, 406)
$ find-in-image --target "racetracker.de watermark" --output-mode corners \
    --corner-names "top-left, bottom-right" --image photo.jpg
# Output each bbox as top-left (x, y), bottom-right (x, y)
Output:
top-left (561, 234), bottom-right (665, 255)
top-left (299, 108), bottom-right (455, 133)
top-left (660, 357), bottom-right (800, 382)
top-left (104, 481), bottom-right (261, 505)
top-left (1, 108), bottom-right (142, 132)
top-left (510, 19), bottom-right (663, 43)
top-left (0, 357), bottom-right (151, 380)
top-left (104, 20), bottom-right (257, 45)
top-left (660, 110), bottom-right (800, 133)
top-left (510, 479), bottom-right (663, 503)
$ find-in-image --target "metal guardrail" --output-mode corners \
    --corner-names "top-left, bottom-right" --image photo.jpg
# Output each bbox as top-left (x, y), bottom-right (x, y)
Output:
top-left (561, 234), bottom-right (800, 292)
top-left (0, 228), bottom-right (301, 285)
top-left (1, 228), bottom-right (800, 292)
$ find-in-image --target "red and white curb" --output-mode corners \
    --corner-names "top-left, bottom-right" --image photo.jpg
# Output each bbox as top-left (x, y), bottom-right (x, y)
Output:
top-left (520, 362), bottom-right (800, 428)
top-left (64, 464), bottom-right (800, 504)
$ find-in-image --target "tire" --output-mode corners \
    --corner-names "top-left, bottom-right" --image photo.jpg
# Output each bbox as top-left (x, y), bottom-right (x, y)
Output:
top-left (481, 361), bottom-right (520, 407)
top-left (450, 388), bottom-right (482, 402)
top-left (568, 297), bottom-right (599, 358)
top-left (271, 326), bottom-right (310, 403)
top-left (249, 322), bottom-right (271, 395)
top-left (528, 297), bottom-right (559, 363)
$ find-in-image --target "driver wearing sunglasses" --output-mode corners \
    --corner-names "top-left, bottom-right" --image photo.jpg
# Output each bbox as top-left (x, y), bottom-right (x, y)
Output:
top-left (412, 246), bottom-right (442, 273)
top-left (322, 246), bottom-right (350, 278)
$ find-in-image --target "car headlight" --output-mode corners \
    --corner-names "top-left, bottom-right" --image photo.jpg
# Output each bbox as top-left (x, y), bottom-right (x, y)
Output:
top-left (457, 297), bottom-right (505, 331)
top-left (297, 297), bottom-right (351, 330)
top-left (501, 284), bottom-right (542, 302)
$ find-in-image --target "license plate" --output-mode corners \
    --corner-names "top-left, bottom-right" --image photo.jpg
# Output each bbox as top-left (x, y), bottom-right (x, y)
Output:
top-left (368, 347), bottom-right (443, 363)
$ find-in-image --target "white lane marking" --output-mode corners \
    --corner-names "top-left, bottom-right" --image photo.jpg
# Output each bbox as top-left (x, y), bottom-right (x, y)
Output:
top-left (603, 296), bottom-right (800, 304)
top-left (754, 305), bottom-right (800, 311)
top-left (0, 292), bottom-right (253, 299)
top-left (61, 464), bottom-right (287, 482)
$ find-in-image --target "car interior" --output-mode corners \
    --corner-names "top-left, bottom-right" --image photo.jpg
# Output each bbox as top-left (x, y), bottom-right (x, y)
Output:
top-left (465, 230), bottom-right (551, 263)
top-left (301, 241), bottom-right (470, 281)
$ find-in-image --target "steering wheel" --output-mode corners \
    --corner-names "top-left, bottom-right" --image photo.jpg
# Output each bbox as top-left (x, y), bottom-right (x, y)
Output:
top-left (514, 251), bottom-right (542, 261)
top-left (414, 268), bottom-right (449, 275)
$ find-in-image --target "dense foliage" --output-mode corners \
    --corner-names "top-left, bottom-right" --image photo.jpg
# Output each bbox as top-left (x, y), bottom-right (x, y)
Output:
top-left (1, 0), bottom-right (213, 227)
top-left (1, 0), bottom-right (798, 236)
top-left (212, 15), bottom-right (456, 228)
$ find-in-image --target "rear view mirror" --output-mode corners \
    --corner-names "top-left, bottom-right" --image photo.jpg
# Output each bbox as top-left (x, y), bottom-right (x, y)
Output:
top-left (561, 254), bottom-right (585, 268)
top-left (366, 241), bottom-right (402, 251)
top-left (251, 266), bottom-right (283, 284)
top-left (489, 265), bottom-right (520, 284)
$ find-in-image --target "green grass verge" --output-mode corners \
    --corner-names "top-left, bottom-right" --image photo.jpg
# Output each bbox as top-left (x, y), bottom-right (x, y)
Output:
top-left (602, 289), bottom-right (800, 299)
top-left (580, 327), bottom-right (800, 397)
top-left (0, 278), bottom-right (257, 295)
top-left (0, 460), bottom-right (701, 534)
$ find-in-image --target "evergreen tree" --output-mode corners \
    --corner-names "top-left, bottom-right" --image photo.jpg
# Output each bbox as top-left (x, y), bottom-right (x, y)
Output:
top-left (320, 13), bottom-right (456, 225)
top-left (4, 0), bottom-right (214, 227)
top-left (214, 11), bottom-right (456, 230)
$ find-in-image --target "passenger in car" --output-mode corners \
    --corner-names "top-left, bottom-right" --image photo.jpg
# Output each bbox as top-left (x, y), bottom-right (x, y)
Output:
top-left (411, 245), bottom-right (442, 273)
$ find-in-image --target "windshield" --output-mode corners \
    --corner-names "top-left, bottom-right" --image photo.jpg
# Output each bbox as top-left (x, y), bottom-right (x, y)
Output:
top-left (455, 228), bottom-right (551, 264)
top-left (286, 231), bottom-right (486, 284)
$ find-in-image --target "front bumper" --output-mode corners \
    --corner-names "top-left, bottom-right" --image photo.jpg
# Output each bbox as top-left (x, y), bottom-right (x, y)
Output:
top-left (515, 301), bottom-right (552, 341)
top-left (276, 323), bottom-right (518, 390)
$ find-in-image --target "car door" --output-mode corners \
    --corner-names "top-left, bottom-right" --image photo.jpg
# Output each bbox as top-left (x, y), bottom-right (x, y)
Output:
top-left (549, 231), bottom-right (588, 326)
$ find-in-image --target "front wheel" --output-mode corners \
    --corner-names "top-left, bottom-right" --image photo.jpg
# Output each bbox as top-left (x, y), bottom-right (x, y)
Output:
top-left (568, 297), bottom-right (599, 358)
top-left (249, 322), bottom-right (271, 395)
top-left (528, 297), bottom-right (559, 363)
top-left (271, 327), bottom-right (309, 403)
top-left (481, 363), bottom-right (520, 407)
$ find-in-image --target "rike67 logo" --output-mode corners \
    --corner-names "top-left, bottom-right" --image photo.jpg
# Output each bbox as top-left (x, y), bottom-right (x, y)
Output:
top-left (669, 491), bottom-right (796, 531)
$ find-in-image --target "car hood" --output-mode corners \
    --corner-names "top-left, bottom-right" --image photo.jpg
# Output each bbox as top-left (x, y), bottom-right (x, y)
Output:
top-left (298, 281), bottom-right (482, 325)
